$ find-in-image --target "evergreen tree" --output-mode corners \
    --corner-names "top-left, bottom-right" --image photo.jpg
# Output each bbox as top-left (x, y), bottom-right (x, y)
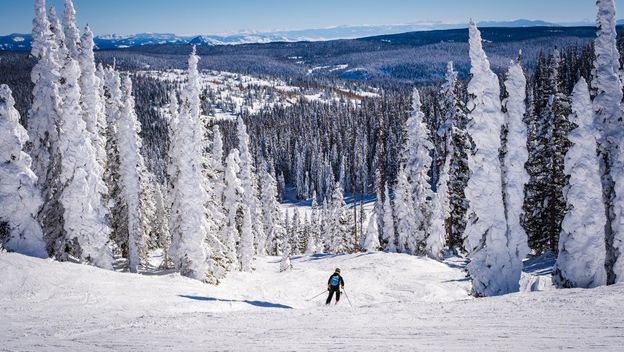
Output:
top-left (62, 0), bottom-right (81, 59)
top-left (58, 53), bottom-right (113, 269)
top-left (405, 89), bottom-right (433, 246)
top-left (381, 185), bottom-right (396, 252)
top-left (237, 117), bottom-right (266, 257)
top-left (328, 182), bottom-right (354, 254)
top-left (502, 60), bottom-right (530, 282)
top-left (223, 149), bottom-right (243, 270)
top-left (0, 84), bottom-right (47, 258)
top-left (439, 62), bottom-right (469, 252)
top-left (553, 78), bottom-right (608, 288)
top-left (523, 51), bottom-right (573, 254)
top-left (167, 48), bottom-right (212, 281)
top-left (362, 211), bottom-right (381, 252)
top-left (464, 21), bottom-right (516, 296)
top-left (117, 75), bottom-right (148, 273)
top-left (78, 25), bottom-right (108, 195)
top-left (260, 162), bottom-right (284, 256)
top-left (28, 0), bottom-right (64, 256)
top-left (593, 0), bottom-right (624, 284)
top-left (393, 165), bottom-right (419, 254)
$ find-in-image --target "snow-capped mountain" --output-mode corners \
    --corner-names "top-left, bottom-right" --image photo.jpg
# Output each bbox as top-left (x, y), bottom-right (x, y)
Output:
top-left (0, 19), bottom-right (575, 51)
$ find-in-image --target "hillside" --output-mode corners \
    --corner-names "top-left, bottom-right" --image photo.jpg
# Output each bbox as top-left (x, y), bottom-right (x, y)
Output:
top-left (1, 251), bottom-right (622, 351)
top-left (94, 26), bottom-right (600, 82)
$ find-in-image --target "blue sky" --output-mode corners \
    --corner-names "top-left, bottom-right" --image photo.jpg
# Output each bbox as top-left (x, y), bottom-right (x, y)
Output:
top-left (0, 0), bottom-right (603, 35)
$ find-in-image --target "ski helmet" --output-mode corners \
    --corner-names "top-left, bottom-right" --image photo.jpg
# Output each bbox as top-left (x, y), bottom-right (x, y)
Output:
top-left (335, 268), bottom-right (341, 273)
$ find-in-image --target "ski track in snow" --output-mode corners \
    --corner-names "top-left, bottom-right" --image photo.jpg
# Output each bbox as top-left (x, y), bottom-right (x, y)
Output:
top-left (1, 252), bottom-right (623, 351)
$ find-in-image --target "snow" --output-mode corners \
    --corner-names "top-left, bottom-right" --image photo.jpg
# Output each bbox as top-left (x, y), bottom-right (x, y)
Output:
top-left (2, 251), bottom-right (624, 351)
top-left (553, 78), bottom-right (608, 288)
top-left (464, 20), bottom-right (518, 296)
top-left (139, 69), bottom-right (379, 118)
top-left (593, 0), bottom-right (624, 284)
top-left (0, 85), bottom-right (47, 259)
top-left (502, 60), bottom-right (530, 287)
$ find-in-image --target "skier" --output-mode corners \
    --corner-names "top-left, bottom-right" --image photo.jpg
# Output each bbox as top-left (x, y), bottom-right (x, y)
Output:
top-left (326, 268), bottom-right (345, 305)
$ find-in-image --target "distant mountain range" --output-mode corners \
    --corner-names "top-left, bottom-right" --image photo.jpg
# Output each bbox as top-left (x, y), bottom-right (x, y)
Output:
top-left (0, 19), bottom-right (608, 52)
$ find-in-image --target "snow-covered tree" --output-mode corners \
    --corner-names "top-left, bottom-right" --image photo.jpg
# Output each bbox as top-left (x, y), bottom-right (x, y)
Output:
top-left (78, 25), bottom-right (108, 175)
top-left (393, 165), bottom-right (419, 254)
top-left (238, 202), bottom-right (254, 272)
top-left (167, 48), bottom-right (211, 281)
top-left (304, 209), bottom-right (318, 255)
top-left (47, 7), bottom-right (65, 62)
top-left (57, 54), bottom-right (113, 269)
top-left (592, 0), bottom-right (624, 284)
top-left (553, 78), bottom-right (608, 289)
top-left (62, 0), bottom-right (81, 59)
top-left (464, 20), bottom-right (516, 296)
top-left (290, 209), bottom-right (302, 254)
top-left (428, 152), bottom-right (450, 259)
top-left (117, 75), bottom-right (148, 273)
top-left (236, 117), bottom-right (266, 257)
top-left (381, 185), bottom-right (396, 252)
top-left (279, 238), bottom-right (292, 272)
top-left (211, 126), bottom-right (225, 205)
top-left (405, 89), bottom-right (433, 242)
top-left (502, 60), bottom-right (530, 282)
top-left (328, 182), bottom-right (354, 254)
top-left (223, 149), bottom-right (243, 270)
top-left (28, 0), bottom-right (65, 254)
top-left (362, 211), bottom-right (381, 252)
top-left (439, 62), bottom-right (470, 252)
top-left (0, 85), bottom-right (47, 258)
top-left (523, 50), bottom-right (573, 254)
top-left (153, 183), bottom-right (172, 268)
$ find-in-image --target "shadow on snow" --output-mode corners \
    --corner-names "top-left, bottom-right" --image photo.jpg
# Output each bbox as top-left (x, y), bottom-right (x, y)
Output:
top-left (178, 295), bottom-right (293, 309)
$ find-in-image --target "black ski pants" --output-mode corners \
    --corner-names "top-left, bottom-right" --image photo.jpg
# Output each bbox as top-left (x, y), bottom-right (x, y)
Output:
top-left (326, 286), bottom-right (341, 304)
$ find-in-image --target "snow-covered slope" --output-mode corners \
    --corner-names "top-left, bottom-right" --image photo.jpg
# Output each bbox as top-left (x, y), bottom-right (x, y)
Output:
top-left (1, 251), bottom-right (623, 351)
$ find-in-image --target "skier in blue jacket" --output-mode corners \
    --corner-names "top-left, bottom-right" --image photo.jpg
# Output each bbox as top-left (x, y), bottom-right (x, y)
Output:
top-left (326, 268), bottom-right (345, 305)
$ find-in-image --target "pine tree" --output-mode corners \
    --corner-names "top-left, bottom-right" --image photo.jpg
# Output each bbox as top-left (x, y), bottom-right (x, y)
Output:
top-left (553, 78), bottom-right (608, 288)
top-left (78, 25), bottom-right (108, 180)
top-left (237, 117), bottom-right (266, 257)
top-left (259, 162), bottom-right (283, 256)
top-left (28, 0), bottom-right (64, 256)
top-left (0, 84), bottom-right (47, 258)
top-left (593, 0), bottom-right (624, 284)
top-left (428, 150), bottom-right (450, 259)
top-left (223, 149), bottom-right (243, 270)
top-left (238, 202), bottom-right (254, 272)
top-left (381, 185), bottom-right (396, 252)
top-left (523, 51), bottom-right (573, 254)
top-left (62, 0), bottom-right (81, 59)
top-left (280, 237), bottom-right (292, 272)
top-left (328, 182), bottom-right (353, 254)
top-left (167, 48), bottom-right (211, 281)
top-left (362, 211), bottom-right (381, 252)
top-left (464, 20), bottom-right (516, 296)
top-left (117, 75), bottom-right (148, 273)
top-left (393, 165), bottom-right (419, 254)
top-left (405, 89), bottom-right (434, 245)
top-left (439, 62), bottom-right (469, 252)
top-left (502, 60), bottom-right (530, 282)
top-left (57, 54), bottom-right (113, 269)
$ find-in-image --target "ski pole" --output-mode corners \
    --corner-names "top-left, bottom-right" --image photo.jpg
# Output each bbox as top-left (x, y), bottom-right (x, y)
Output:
top-left (306, 290), bottom-right (328, 301)
top-left (342, 289), bottom-right (353, 307)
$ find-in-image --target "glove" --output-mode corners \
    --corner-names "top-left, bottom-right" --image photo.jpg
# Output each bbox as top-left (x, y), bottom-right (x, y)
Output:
top-left (327, 285), bottom-right (330, 291)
